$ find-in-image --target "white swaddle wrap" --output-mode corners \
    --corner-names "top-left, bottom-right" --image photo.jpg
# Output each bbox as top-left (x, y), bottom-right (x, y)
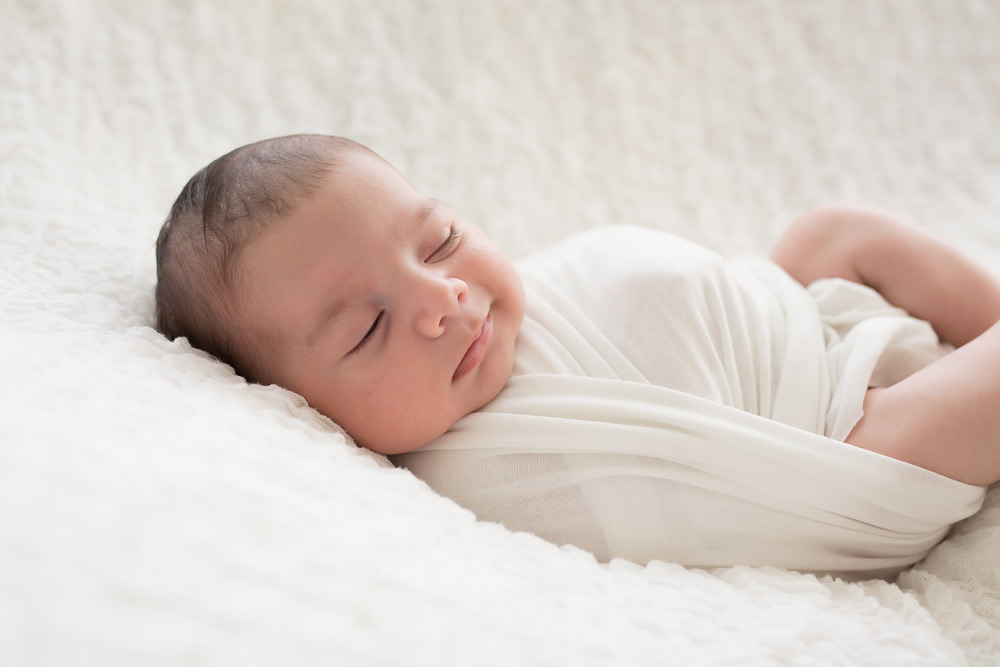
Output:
top-left (394, 226), bottom-right (985, 575)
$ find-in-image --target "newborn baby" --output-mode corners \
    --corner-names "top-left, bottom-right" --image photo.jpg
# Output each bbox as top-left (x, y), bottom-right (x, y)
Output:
top-left (156, 134), bottom-right (1000, 573)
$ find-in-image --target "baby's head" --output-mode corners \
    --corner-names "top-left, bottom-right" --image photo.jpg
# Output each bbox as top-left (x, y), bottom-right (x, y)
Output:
top-left (156, 135), bottom-right (525, 454)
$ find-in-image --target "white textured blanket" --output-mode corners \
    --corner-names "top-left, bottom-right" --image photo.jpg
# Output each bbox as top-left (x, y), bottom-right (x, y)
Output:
top-left (397, 226), bottom-right (984, 576)
top-left (3, 1), bottom-right (1000, 666)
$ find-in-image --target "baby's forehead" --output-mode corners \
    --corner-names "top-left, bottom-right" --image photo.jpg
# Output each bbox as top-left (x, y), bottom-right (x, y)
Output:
top-left (234, 150), bottom-right (445, 298)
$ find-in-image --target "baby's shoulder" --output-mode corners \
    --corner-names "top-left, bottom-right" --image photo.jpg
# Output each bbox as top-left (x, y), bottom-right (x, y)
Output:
top-left (517, 224), bottom-right (723, 287)
top-left (515, 225), bottom-right (738, 332)
top-left (533, 223), bottom-right (710, 254)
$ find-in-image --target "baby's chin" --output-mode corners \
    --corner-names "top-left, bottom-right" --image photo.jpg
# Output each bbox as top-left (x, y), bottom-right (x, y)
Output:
top-left (350, 406), bottom-right (473, 457)
top-left (363, 380), bottom-right (512, 457)
top-left (362, 406), bottom-right (486, 458)
top-left (357, 327), bottom-right (519, 456)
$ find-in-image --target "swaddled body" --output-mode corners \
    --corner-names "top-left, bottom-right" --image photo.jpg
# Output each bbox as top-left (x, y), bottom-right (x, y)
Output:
top-left (157, 136), bottom-right (1000, 576)
top-left (394, 226), bottom-right (984, 576)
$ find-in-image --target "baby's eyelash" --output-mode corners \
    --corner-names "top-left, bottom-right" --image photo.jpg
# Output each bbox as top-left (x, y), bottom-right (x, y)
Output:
top-left (431, 225), bottom-right (461, 260)
top-left (349, 311), bottom-right (383, 355)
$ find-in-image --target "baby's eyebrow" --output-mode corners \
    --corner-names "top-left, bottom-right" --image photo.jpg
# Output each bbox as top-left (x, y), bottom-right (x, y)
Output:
top-left (416, 197), bottom-right (440, 226)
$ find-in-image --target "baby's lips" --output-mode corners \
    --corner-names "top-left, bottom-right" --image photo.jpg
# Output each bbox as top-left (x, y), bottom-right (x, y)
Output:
top-left (453, 314), bottom-right (492, 381)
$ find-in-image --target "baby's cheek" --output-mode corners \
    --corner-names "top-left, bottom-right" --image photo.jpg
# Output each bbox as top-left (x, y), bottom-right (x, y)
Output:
top-left (377, 378), bottom-right (450, 431)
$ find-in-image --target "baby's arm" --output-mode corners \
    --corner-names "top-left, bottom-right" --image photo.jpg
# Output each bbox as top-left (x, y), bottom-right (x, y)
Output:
top-left (771, 203), bottom-right (1000, 346)
top-left (772, 203), bottom-right (1000, 486)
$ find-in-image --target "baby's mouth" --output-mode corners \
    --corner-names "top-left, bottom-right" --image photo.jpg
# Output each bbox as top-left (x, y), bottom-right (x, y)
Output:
top-left (453, 315), bottom-right (492, 381)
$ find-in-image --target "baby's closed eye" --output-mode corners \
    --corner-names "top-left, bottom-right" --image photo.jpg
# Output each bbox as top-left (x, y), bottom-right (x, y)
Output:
top-left (427, 225), bottom-right (461, 262)
top-left (350, 311), bottom-right (384, 355)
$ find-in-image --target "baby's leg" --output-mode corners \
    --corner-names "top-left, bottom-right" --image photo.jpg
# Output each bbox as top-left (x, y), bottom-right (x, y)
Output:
top-left (847, 320), bottom-right (1000, 486)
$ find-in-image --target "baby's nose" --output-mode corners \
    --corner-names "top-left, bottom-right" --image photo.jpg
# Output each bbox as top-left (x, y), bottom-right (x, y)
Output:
top-left (414, 276), bottom-right (468, 338)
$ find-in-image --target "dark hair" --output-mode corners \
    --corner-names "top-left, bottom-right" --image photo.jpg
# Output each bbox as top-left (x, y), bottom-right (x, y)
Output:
top-left (154, 134), bottom-right (360, 382)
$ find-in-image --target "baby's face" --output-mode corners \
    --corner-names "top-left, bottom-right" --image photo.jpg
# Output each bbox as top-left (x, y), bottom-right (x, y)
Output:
top-left (240, 150), bottom-right (525, 455)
